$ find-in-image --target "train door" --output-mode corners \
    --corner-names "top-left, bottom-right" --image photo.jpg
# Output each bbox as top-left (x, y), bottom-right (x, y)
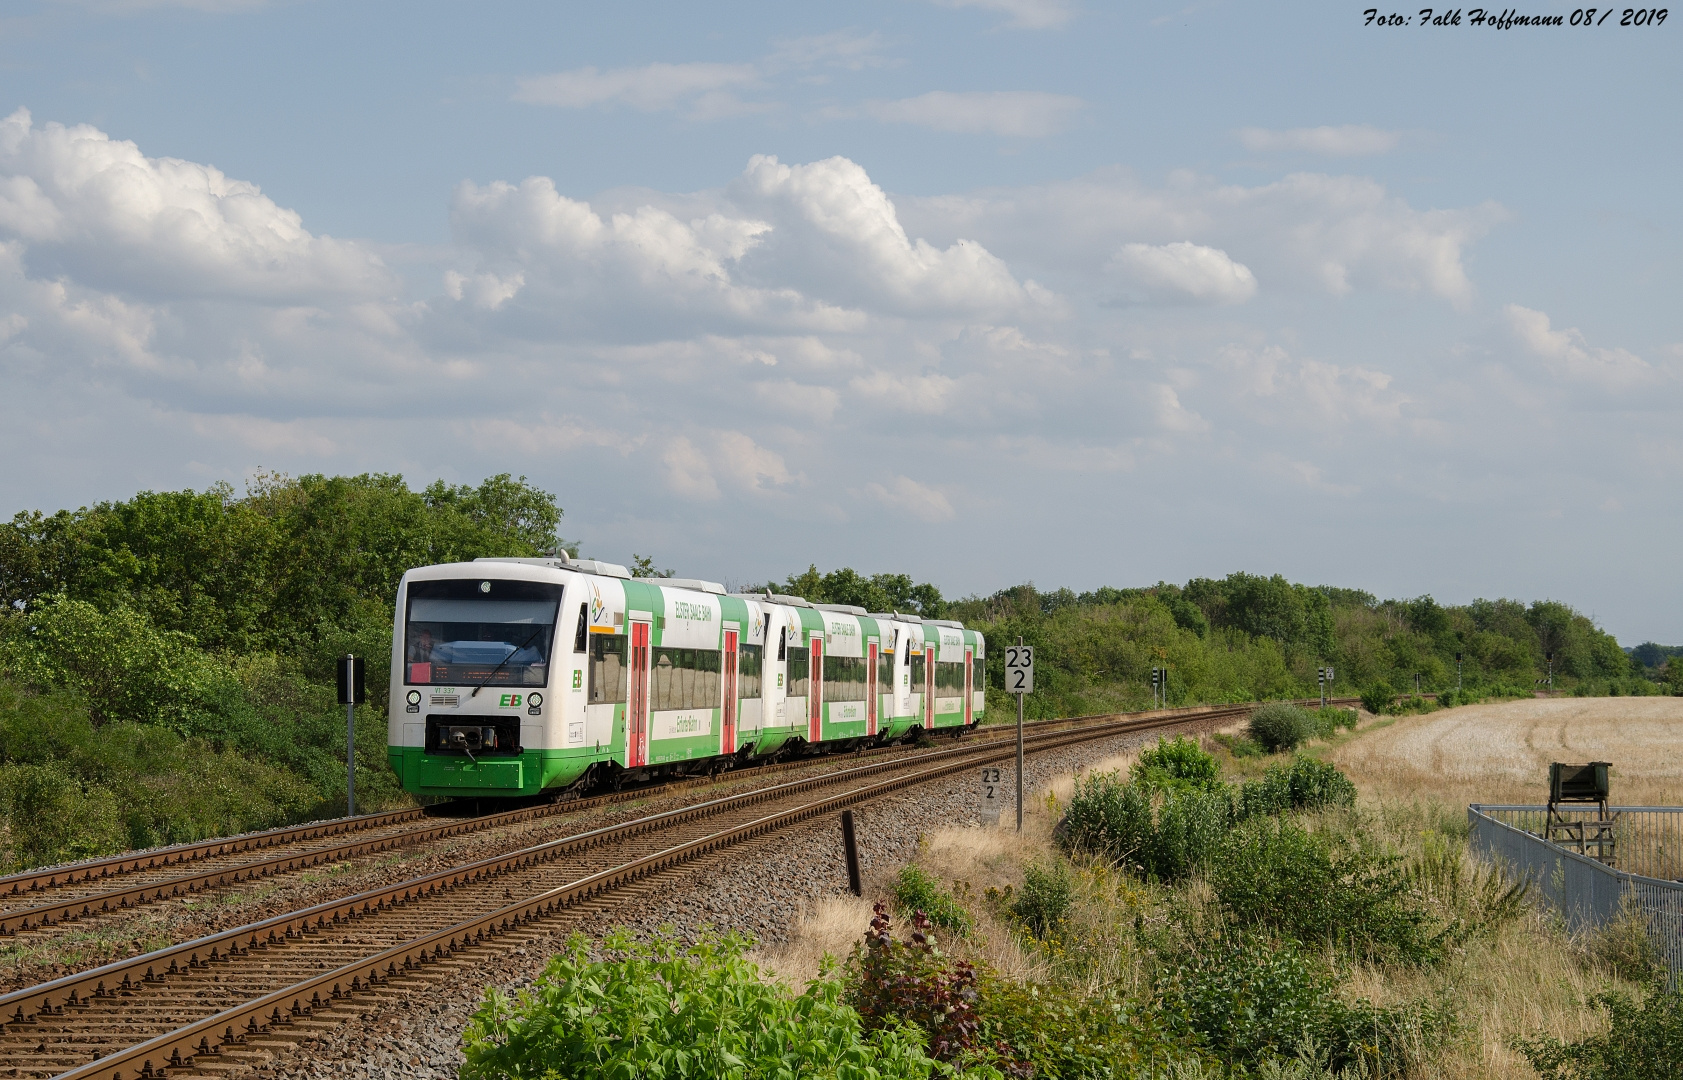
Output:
top-left (722, 627), bottom-right (739, 755)
top-left (809, 636), bottom-right (824, 743)
top-left (963, 647), bottom-right (974, 727)
top-left (924, 641), bottom-right (936, 729)
top-left (866, 640), bottom-right (879, 737)
top-left (628, 620), bottom-right (651, 768)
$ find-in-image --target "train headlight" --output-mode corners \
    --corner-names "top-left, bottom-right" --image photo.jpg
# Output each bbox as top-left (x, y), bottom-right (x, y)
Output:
top-left (480, 581), bottom-right (492, 593)
top-left (528, 692), bottom-right (543, 708)
top-left (405, 689), bottom-right (421, 713)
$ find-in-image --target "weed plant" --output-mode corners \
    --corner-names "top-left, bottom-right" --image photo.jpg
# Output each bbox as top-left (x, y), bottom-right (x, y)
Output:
top-left (1516, 978), bottom-right (1683, 1080)
top-left (461, 927), bottom-right (989, 1080)
top-left (1133, 736), bottom-right (1224, 791)
top-left (894, 864), bottom-right (972, 935)
top-left (1007, 862), bottom-right (1073, 940)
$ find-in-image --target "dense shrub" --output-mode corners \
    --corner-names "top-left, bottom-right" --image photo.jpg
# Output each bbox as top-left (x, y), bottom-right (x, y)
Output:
top-left (1517, 980), bottom-right (1683, 1080)
top-left (1309, 707), bottom-right (1357, 738)
top-left (1247, 702), bottom-right (1315, 751)
top-left (0, 686), bottom-right (317, 870)
top-left (1210, 818), bottom-right (1448, 965)
top-left (1234, 757), bottom-right (1358, 820)
top-left (1360, 682), bottom-right (1394, 714)
top-left (1131, 735), bottom-right (1223, 790)
top-left (848, 904), bottom-right (993, 1066)
top-left (976, 978), bottom-right (1199, 1078)
top-left (462, 927), bottom-right (981, 1080)
top-left (1157, 933), bottom-right (1445, 1075)
top-left (894, 864), bottom-right (972, 935)
top-left (1058, 772), bottom-right (1229, 882)
top-left (1008, 862), bottom-right (1073, 940)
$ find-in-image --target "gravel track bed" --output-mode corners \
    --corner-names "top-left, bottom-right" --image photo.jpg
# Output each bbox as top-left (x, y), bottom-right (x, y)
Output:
top-left (0, 747), bottom-right (961, 995)
top-left (272, 717), bottom-right (1226, 1080)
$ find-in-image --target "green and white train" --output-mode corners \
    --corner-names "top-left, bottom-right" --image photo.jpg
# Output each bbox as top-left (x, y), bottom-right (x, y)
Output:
top-left (387, 556), bottom-right (985, 799)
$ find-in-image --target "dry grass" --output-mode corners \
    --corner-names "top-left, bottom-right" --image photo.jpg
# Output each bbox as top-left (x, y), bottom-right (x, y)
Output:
top-left (1329, 696), bottom-right (1683, 806)
top-left (757, 700), bottom-right (1677, 1077)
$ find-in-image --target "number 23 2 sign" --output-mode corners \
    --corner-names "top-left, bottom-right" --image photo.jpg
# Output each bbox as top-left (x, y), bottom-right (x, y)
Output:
top-left (1004, 645), bottom-right (1034, 694)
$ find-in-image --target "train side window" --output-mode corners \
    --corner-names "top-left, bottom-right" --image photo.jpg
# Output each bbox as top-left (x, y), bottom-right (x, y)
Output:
top-left (588, 633), bottom-right (628, 704)
top-left (787, 641), bottom-right (809, 698)
top-left (877, 648), bottom-right (892, 690)
top-left (909, 652), bottom-right (925, 687)
top-left (777, 625), bottom-right (786, 661)
top-left (739, 643), bottom-right (763, 700)
top-left (573, 603), bottom-right (588, 653)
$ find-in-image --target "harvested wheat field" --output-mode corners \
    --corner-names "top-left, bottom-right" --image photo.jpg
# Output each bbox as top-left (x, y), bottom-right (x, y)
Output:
top-left (1330, 696), bottom-right (1683, 807)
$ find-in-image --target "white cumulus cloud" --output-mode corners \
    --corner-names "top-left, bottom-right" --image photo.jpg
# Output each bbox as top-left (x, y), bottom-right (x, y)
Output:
top-left (864, 475), bottom-right (955, 522)
top-left (1105, 241), bottom-right (1257, 304)
top-left (863, 91), bottom-right (1082, 137)
top-left (1237, 125), bottom-right (1402, 156)
top-left (0, 107), bottom-right (392, 303)
top-left (1505, 304), bottom-right (1652, 387)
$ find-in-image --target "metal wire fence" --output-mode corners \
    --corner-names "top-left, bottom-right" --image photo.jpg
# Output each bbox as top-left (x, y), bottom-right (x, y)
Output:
top-left (1470, 805), bottom-right (1683, 981)
top-left (1477, 804), bottom-right (1683, 880)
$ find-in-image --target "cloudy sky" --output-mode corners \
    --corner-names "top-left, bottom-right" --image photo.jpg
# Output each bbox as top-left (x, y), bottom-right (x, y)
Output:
top-left (1, 2), bottom-right (1679, 641)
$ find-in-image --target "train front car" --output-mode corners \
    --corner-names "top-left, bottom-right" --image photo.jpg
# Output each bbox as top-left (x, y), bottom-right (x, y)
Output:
top-left (388, 558), bottom-right (583, 798)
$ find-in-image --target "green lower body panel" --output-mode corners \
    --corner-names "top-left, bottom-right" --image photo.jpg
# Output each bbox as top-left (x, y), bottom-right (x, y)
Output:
top-left (394, 746), bottom-right (594, 797)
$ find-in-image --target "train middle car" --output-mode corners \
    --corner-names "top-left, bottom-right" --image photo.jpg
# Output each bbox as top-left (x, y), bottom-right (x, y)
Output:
top-left (387, 556), bottom-right (985, 799)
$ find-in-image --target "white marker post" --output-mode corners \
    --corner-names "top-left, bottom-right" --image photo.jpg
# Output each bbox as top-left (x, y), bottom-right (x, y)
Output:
top-left (978, 766), bottom-right (1003, 826)
top-left (1003, 639), bottom-right (1034, 832)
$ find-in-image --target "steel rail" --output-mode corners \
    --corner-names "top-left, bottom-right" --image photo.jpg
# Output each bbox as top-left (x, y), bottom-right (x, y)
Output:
top-left (27, 708), bottom-right (1209, 1080)
top-left (0, 704), bottom-right (1233, 1045)
top-left (0, 695), bottom-right (1335, 933)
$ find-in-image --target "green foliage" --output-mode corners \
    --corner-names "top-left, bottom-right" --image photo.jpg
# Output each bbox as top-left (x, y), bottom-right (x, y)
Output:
top-left (1247, 702), bottom-right (1315, 752)
top-left (1234, 758), bottom-right (1358, 820)
top-left (975, 978), bottom-right (1200, 1078)
top-left (1157, 933), bottom-right (1445, 1075)
top-left (895, 864), bottom-right (973, 935)
top-left (0, 685), bottom-right (316, 870)
top-left (1210, 818), bottom-right (1448, 965)
top-left (1058, 771), bottom-right (1230, 882)
top-left (1131, 735), bottom-right (1223, 791)
top-left (1517, 980), bottom-right (1683, 1080)
top-left (1008, 862), bottom-right (1073, 940)
top-left (1309, 707), bottom-right (1358, 738)
top-left (769, 565), bottom-right (947, 619)
top-left (847, 904), bottom-right (992, 1067)
top-left (1359, 682), bottom-right (1394, 714)
top-left (462, 927), bottom-right (983, 1080)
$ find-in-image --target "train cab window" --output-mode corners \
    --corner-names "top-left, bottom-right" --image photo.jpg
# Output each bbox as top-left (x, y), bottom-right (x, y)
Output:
top-left (405, 578), bottom-right (561, 687)
top-left (588, 633), bottom-right (628, 704)
top-left (739, 643), bottom-right (763, 700)
top-left (786, 641), bottom-right (809, 698)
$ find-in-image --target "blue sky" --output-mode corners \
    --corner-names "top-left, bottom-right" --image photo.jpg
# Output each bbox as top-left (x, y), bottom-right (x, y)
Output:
top-left (1, 1), bottom-right (1679, 642)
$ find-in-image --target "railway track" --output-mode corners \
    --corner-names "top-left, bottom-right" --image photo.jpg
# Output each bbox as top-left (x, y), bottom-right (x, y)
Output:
top-left (0, 699), bottom-right (1302, 941)
top-left (0, 701), bottom-right (1303, 1080)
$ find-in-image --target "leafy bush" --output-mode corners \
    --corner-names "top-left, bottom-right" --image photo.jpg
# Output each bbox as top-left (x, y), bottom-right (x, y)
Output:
top-left (1210, 817), bottom-right (1448, 965)
top-left (848, 904), bottom-right (994, 1066)
top-left (1234, 758), bottom-right (1358, 820)
top-left (1008, 862), bottom-right (1072, 939)
top-left (0, 686), bottom-right (317, 870)
top-left (1157, 933), bottom-right (1444, 1075)
top-left (1517, 980), bottom-right (1683, 1080)
top-left (976, 978), bottom-right (1201, 1078)
top-left (1308, 707), bottom-right (1357, 738)
top-left (1058, 772), bottom-right (1229, 882)
top-left (1132, 735), bottom-right (1222, 790)
top-left (1247, 702), bottom-right (1315, 751)
top-left (462, 927), bottom-right (983, 1080)
top-left (1209, 731), bottom-right (1264, 758)
top-left (1360, 682), bottom-right (1395, 714)
top-left (895, 864), bottom-right (972, 935)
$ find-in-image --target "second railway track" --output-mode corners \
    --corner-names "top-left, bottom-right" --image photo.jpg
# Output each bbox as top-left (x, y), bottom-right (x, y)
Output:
top-left (0, 699), bottom-right (1352, 1080)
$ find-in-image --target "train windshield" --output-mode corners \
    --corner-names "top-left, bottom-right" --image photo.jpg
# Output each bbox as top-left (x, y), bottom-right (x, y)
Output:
top-left (404, 578), bottom-right (562, 686)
